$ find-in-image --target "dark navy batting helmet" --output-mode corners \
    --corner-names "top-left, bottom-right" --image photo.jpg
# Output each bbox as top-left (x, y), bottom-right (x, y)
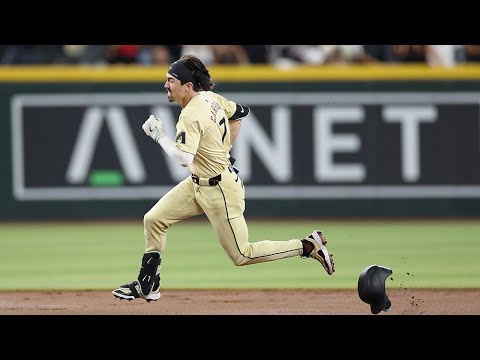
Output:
top-left (357, 264), bottom-right (393, 314)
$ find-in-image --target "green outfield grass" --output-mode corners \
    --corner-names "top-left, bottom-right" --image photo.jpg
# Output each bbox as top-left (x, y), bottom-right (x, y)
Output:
top-left (0, 219), bottom-right (479, 291)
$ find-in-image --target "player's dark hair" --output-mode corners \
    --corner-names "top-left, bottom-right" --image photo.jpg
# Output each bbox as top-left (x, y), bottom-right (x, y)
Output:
top-left (179, 54), bottom-right (215, 92)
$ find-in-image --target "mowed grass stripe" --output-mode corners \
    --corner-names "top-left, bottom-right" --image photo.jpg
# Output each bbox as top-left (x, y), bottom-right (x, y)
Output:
top-left (0, 220), bottom-right (479, 290)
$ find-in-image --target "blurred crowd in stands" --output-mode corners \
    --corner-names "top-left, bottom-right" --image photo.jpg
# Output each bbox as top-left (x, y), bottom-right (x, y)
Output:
top-left (2, 45), bottom-right (480, 67)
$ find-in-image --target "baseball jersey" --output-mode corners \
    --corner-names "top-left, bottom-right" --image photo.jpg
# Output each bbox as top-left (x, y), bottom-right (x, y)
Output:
top-left (175, 91), bottom-right (237, 178)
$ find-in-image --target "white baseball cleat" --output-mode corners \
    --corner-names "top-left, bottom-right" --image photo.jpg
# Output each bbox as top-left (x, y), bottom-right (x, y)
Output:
top-left (112, 280), bottom-right (161, 302)
top-left (303, 230), bottom-right (335, 275)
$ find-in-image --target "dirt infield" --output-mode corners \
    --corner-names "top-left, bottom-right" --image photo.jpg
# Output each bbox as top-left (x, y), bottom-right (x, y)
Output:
top-left (1, 288), bottom-right (479, 315)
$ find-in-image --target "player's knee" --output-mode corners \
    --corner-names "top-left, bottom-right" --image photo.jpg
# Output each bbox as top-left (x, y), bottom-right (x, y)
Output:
top-left (143, 211), bottom-right (166, 231)
top-left (232, 259), bottom-right (246, 266)
top-left (143, 211), bottom-right (153, 225)
top-left (230, 254), bottom-right (249, 266)
top-left (228, 244), bottom-right (253, 266)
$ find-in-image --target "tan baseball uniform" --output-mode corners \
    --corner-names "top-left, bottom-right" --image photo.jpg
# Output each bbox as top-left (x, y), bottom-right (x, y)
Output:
top-left (112, 55), bottom-right (333, 303)
top-left (143, 90), bottom-right (304, 265)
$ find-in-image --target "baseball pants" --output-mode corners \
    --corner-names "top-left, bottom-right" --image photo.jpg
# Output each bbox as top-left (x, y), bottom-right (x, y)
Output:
top-left (143, 166), bottom-right (304, 265)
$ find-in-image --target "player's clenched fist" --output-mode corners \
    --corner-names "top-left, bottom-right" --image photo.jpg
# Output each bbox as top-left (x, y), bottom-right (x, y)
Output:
top-left (142, 114), bottom-right (165, 143)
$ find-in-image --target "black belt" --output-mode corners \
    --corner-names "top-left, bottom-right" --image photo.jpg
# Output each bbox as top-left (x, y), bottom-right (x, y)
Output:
top-left (191, 173), bottom-right (222, 186)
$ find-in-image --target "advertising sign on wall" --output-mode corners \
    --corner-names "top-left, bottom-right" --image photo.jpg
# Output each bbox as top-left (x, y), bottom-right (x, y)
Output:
top-left (11, 91), bottom-right (480, 201)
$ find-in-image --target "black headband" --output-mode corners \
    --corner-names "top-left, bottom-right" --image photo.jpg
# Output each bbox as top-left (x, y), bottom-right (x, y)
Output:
top-left (168, 60), bottom-right (195, 84)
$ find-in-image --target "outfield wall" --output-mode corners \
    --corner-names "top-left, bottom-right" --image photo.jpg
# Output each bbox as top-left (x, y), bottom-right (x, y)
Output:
top-left (2, 64), bottom-right (480, 219)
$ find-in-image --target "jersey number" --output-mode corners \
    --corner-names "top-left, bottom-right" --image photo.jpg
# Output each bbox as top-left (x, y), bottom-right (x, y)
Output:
top-left (175, 131), bottom-right (186, 144)
top-left (219, 118), bottom-right (227, 143)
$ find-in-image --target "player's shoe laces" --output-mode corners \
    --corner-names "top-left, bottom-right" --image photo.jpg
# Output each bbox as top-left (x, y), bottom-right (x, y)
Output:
top-left (112, 280), bottom-right (161, 302)
top-left (301, 230), bottom-right (335, 275)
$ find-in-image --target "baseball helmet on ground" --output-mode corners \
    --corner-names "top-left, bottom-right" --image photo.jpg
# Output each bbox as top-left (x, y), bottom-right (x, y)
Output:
top-left (357, 264), bottom-right (393, 314)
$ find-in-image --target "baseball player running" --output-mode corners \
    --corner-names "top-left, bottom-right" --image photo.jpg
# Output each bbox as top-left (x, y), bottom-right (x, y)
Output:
top-left (112, 54), bottom-right (335, 302)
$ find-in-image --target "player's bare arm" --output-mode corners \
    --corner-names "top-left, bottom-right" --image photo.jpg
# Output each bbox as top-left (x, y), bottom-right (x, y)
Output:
top-left (227, 103), bottom-right (249, 145)
top-left (229, 119), bottom-right (242, 144)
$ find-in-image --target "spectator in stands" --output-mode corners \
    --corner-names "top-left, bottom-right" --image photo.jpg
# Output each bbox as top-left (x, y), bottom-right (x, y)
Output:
top-left (0, 45), bottom-right (63, 64)
top-left (106, 45), bottom-right (141, 64)
top-left (166, 45), bottom-right (182, 62)
top-left (321, 45), bottom-right (378, 64)
top-left (138, 45), bottom-right (172, 65)
top-left (0, 45), bottom-right (8, 64)
top-left (426, 45), bottom-right (463, 67)
top-left (211, 45), bottom-right (249, 64)
top-left (270, 45), bottom-right (378, 66)
top-left (391, 45), bottom-right (426, 63)
top-left (5, 44), bottom-right (476, 67)
top-left (56, 45), bottom-right (107, 64)
top-left (269, 45), bottom-right (305, 66)
top-left (150, 46), bottom-right (172, 64)
top-left (242, 45), bottom-right (270, 63)
top-left (464, 45), bottom-right (480, 62)
top-left (181, 45), bottom-right (216, 65)
top-left (363, 45), bottom-right (396, 62)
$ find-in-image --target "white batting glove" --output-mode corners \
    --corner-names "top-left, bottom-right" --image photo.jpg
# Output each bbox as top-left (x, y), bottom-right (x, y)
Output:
top-left (142, 114), bottom-right (165, 143)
